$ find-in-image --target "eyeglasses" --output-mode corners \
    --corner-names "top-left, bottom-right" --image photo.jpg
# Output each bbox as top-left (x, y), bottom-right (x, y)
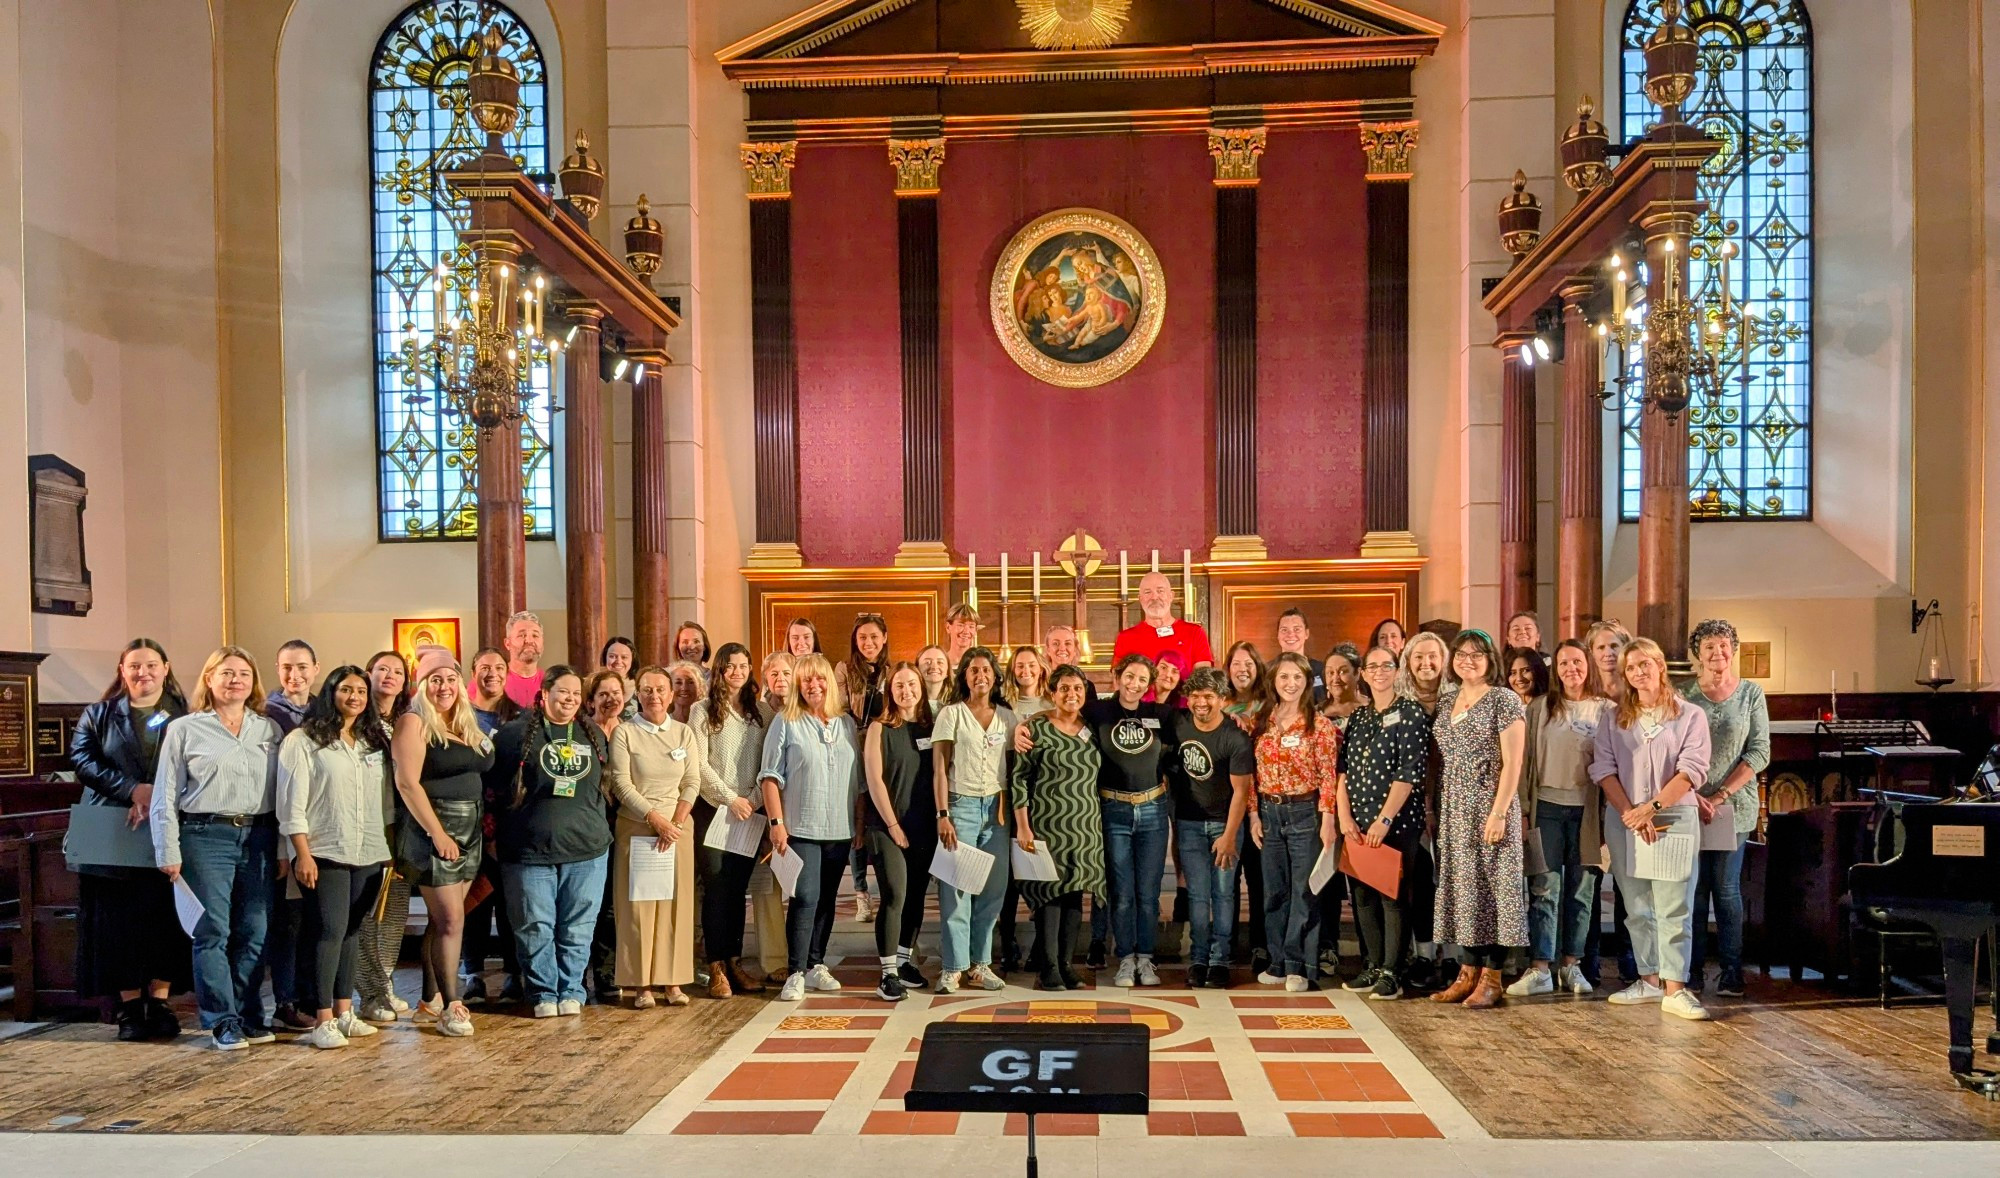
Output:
top-left (1363, 662), bottom-right (1397, 672)
top-left (1451, 649), bottom-right (1485, 662)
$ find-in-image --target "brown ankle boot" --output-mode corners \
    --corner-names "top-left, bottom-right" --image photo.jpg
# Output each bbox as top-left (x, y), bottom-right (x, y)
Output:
top-left (1463, 968), bottom-right (1505, 1008)
top-left (727, 959), bottom-right (766, 994)
top-left (1429, 964), bottom-right (1480, 1003)
top-left (707, 962), bottom-right (733, 1000)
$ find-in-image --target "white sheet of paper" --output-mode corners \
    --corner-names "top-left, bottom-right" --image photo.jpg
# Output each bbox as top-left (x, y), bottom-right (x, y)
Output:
top-left (1633, 822), bottom-right (1696, 882)
top-left (1698, 808), bottom-right (1738, 851)
top-left (929, 842), bottom-right (997, 894)
top-left (1010, 841), bottom-right (1059, 882)
top-left (770, 845), bottom-right (806, 899)
top-left (172, 875), bottom-right (204, 937)
top-left (627, 837), bottom-right (678, 902)
top-left (703, 807), bottom-right (770, 858)
top-left (1307, 843), bottom-right (1338, 893)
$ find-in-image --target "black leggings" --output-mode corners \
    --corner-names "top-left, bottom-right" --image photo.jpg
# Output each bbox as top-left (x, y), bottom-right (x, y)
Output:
top-left (865, 825), bottom-right (931, 959)
top-left (1466, 944), bottom-right (1509, 969)
top-left (1350, 841), bottom-right (1424, 973)
top-left (303, 862), bottom-right (385, 1013)
top-left (702, 847), bottom-right (757, 961)
top-left (1035, 892), bottom-right (1085, 971)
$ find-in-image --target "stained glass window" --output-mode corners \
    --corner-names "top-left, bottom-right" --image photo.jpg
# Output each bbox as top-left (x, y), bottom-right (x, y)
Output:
top-left (371, 1), bottom-right (553, 540)
top-left (1618, 0), bottom-right (1811, 520)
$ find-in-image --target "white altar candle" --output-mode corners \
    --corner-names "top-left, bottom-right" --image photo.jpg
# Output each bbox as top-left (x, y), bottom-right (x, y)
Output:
top-left (1119, 551), bottom-right (1128, 598)
top-left (1183, 550), bottom-right (1193, 617)
top-left (1000, 553), bottom-right (1009, 600)
top-left (968, 553), bottom-right (978, 612)
top-left (1150, 549), bottom-right (1160, 573)
top-left (1033, 552), bottom-right (1042, 601)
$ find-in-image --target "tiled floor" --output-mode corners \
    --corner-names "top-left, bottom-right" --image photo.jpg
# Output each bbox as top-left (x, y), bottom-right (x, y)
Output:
top-left (628, 918), bottom-right (1483, 1139)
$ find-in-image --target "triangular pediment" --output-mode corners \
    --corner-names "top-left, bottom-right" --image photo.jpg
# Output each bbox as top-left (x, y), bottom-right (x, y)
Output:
top-left (718, 0), bottom-right (1443, 69)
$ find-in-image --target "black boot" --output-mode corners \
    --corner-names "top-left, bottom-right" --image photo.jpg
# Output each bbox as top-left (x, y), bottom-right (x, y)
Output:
top-left (144, 996), bottom-right (182, 1040)
top-left (115, 998), bottom-right (147, 1042)
top-left (1058, 902), bottom-right (1085, 989)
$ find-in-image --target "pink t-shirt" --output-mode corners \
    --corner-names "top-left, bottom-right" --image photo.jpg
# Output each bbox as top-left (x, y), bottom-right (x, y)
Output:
top-left (504, 669), bottom-right (542, 709)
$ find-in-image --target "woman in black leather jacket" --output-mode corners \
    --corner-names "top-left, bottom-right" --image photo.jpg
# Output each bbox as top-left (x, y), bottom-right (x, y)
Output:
top-left (70, 638), bottom-right (192, 1039)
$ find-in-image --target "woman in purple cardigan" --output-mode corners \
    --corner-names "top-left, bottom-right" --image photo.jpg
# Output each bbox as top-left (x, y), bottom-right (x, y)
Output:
top-left (1589, 637), bottom-right (1712, 1021)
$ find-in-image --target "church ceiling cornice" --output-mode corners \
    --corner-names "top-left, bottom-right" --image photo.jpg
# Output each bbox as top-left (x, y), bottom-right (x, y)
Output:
top-left (717, 0), bottom-right (1444, 84)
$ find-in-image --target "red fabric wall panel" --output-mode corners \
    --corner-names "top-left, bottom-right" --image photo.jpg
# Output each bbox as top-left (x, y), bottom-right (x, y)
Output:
top-left (939, 134), bottom-right (1215, 559)
top-left (792, 144), bottom-right (905, 566)
top-left (1255, 129), bottom-right (1368, 558)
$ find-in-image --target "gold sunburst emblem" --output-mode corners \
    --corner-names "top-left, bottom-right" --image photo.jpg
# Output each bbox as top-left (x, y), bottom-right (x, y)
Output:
top-left (1018, 0), bottom-right (1133, 51)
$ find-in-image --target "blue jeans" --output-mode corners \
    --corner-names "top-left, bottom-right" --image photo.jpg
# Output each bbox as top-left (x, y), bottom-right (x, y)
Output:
top-left (178, 820), bottom-right (277, 1029)
top-left (504, 854), bottom-right (610, 1005)
top-left (1259, 795), bottom-right (1323, 978)
top-left (1102, 796), bottom-right (1169, 958)
top-left (1527, 803), bottom-right (1597, 963)
top-left (1689, 831), bottom-right (1746, 981)
top-left (1176, 820), bottom-right (1241, 967)
top-left (938, 794), bottom-right (1012, 972)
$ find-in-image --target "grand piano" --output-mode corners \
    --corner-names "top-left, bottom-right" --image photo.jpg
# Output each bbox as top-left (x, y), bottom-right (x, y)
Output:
top-left (1850, 803), bottom-right (2000, 1099)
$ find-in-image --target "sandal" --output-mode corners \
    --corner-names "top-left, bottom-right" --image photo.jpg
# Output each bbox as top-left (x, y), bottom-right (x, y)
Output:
top-left (632, 990), bottom-right (657, 1010)
top-left (665, 988), bottom-right (691, 1007)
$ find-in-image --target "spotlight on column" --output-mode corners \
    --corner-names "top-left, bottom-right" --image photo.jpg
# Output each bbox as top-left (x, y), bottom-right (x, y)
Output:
top-left (1519, 342), bottom-right (1535, 367)
top-left (611, 356), bottom-right (631, 381)
top-left (631, 362), bottom-right (646, 383)
top-left (1533, 335), bottom-right (1552, 361)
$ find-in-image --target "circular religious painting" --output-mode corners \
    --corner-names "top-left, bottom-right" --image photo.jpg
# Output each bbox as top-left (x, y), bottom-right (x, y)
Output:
top-left (990, 207), bottom-right (1165, 388)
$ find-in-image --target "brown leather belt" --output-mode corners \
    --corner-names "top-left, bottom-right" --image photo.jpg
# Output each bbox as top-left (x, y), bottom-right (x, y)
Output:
top-left (1098, 785), bottom-right (1168, 805)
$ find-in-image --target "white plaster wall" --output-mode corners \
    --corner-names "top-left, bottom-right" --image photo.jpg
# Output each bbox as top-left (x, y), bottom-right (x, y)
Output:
top-left (21, 0), bottom-right (223, 700)
top-left (274, 0), bottom-right (569, 665)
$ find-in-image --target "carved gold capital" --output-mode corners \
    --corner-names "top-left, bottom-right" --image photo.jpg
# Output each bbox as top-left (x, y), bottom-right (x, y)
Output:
top-left (740, 141), bottom-right (798, 200)
top-left (1360, 121), bottom-right (1420, 182)
top-left (888, 138), bottom-right (947, 197)
top-left (1207, 127), bottom-right (1266, 187)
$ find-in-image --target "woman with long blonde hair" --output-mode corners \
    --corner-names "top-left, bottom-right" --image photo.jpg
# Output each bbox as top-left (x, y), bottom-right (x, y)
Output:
top-left (759, 652), bottom-right (862, 1001)
top-left (150, 646), bottom-right (282, 1050)
top-left (391, 646), bottom-right (494, 1037)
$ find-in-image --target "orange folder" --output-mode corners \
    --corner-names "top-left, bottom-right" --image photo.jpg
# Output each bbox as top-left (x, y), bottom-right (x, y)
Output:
top-left (1338, 838), bottom-right (1404, 897)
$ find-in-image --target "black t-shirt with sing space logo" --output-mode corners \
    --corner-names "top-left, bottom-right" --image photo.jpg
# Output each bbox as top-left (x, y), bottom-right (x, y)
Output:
top-left (1169, 714), bottom-right (1257, 822)
top-left (1084, 697), bottom-right (1174, 798)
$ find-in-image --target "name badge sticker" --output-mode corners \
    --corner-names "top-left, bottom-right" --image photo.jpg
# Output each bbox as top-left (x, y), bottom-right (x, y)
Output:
top-left (1381, 712), bottom-right (1402, 728)
top-left (916, 737), bottom-right (934, 751)
top-left (1280, 734), bottom-right (1302, 749)
top-left (1140, 718), bottom-right (1160, 730)
top-left (670, 747), bottom-right (688, 761)
top-left (1155, 626), bottom-right (1175, 638)
top-left (985, 732), bottom-right (1005, 748)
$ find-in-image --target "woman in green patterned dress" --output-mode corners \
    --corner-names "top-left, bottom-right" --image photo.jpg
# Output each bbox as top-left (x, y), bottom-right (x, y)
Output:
top-left (1011, 664), bottom-right (1105, 991)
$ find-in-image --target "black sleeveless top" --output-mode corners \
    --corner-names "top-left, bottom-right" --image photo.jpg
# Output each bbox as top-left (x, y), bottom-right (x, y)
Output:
top-left (869, 720), bottom-right (935, 829)
top-left (421, 737), bottom-right (495, 803)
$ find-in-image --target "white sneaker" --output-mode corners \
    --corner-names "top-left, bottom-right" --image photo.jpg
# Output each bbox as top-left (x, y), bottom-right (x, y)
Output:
top-left (417, 997), bottom-right (444, 1020)
top-left (388, 994), bottom-right (412, 1014)
top-left (303, 1021), bottom-right (349, 1050)
top-left (532, 1002), bottom-right (559, 1019)
top-left (1607, 978), bottom-right (1666, 1005)
top-left (966, 965), bottom-right (1005, 991)
top-left (359, 1002), bottom-right (398, 1024)
top-left (853, 892), bottom-right (875, 923)
top-left (1661, 990), bottom-right (1712, 1021)
top-left (1558, 964), bottom-right (1594, 995)
top-left (1284, 974), bottom-right (1309, 993)
top-left (557, 998), bottom-right (583, 1016)
top-left (1256, 969), bottom-right (1287, 986)
top-left (805, 964), bottom-right (842, 992)
top-left (935, 971), bottom-right (961, 995)
top-left (1505, 966), bottom-right (1554, 997)
top-left (335, 1012), bottom-right (379, 1039)
top-left (1112, 957), bottom-right (1138, 987)
top-left (778, 973), bottom-right (807, 1001)
top-left (437, 1003), bottom-right (474, 1037)
top-left (1134, 958), bottom-right (1161, 987)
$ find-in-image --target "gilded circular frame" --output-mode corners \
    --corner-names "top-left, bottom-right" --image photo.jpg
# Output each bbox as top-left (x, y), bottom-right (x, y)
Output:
top-left (989, 207), bottom-right (1166, 389)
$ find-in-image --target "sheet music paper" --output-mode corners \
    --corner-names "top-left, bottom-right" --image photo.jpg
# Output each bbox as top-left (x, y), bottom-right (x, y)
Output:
top-left (929, 842), bottom-right (997, 894)
top-left (1307, 843), bottom-right (1339, 893)
top-left (703, 807), bottom-right (769, 858)
top-left (627, 837), bottom-right (678, 902)
top-left (770, 845), bottom-right (806, 899)
top-left (172, 876), bottom-right (204, 937)
top-left (1633, 819), bottom-right (1696, 882)
top-left (1698, 809), bottom-right (1738, 851)
top-left (1010, 841), bottom-right (1059, 882)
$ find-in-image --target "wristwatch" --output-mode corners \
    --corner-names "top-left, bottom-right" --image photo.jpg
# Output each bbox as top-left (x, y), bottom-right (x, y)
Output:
top-left (770, 817), bottom-right (784, 827)
top-left (1649, 799), bottom-right (1663, 812)
top-left (936, 808), bottom-right (950, 819)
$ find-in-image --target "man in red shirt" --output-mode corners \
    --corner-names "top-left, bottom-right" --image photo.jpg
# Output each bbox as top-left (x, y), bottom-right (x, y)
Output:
top-left (502, 611), bottom-right (545, 709)
top-left (1112, 571), bottom-right (1215, 671)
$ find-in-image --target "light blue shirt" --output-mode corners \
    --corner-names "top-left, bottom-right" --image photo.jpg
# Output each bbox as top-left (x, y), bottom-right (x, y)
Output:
top-left (758, 710), bottom-right (862, 841)
top-left (151, 710), bottom-right (282, 867)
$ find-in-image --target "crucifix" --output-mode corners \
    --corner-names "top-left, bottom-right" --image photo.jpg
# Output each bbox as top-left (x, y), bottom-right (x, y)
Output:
top-left (1055, 528), bottom-right (1106, 652)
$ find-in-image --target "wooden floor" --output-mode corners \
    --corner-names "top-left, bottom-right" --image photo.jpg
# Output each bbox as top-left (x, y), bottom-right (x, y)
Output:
top-left (1374, 971), bottom-right (2000, 1140)
top-left (0, 973), bottom-right (762, 1134)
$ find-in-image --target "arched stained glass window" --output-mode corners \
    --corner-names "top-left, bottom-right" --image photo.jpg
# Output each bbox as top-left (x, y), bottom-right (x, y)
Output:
top-left (1618, 0), bottom-right (1811, 520)
top-left (372, 1), bottom-right (553, 540)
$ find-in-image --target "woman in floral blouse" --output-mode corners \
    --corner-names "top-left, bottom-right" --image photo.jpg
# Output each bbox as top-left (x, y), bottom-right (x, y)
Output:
top-left (1248, 653), bottom-right (1340, 992)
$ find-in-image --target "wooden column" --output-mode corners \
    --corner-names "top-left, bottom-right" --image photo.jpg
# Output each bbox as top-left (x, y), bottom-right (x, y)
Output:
top-left (472, 237), bottom-right (526, 652)
top-left (1639, 208), bottom-right (1696, 661)
top-left (743, 141), bottom-right (803, 569)
top-left (890, 138), bottom-right (950, 567)
top-left (1209, 126), bottom-right (1266, 561)
top-left (631, 359), bottom-right (670, 664)
top-left (562, 304), bottom-right (606, 668)
top-left (1498, 335), bottom-right (1537, 629)
top-left (1358, 121), bottom-right (1422, 559)
top-left (1556, 280), bottom-right (1603, 642)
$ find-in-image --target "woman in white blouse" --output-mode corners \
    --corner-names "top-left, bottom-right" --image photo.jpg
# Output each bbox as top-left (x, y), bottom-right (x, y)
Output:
top-left (687, 642), bottom-right (772, 997)
top-left (277, 666), bottom-right (393, 1049)
top-left (932, 647), bottom-right (1017, 994)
